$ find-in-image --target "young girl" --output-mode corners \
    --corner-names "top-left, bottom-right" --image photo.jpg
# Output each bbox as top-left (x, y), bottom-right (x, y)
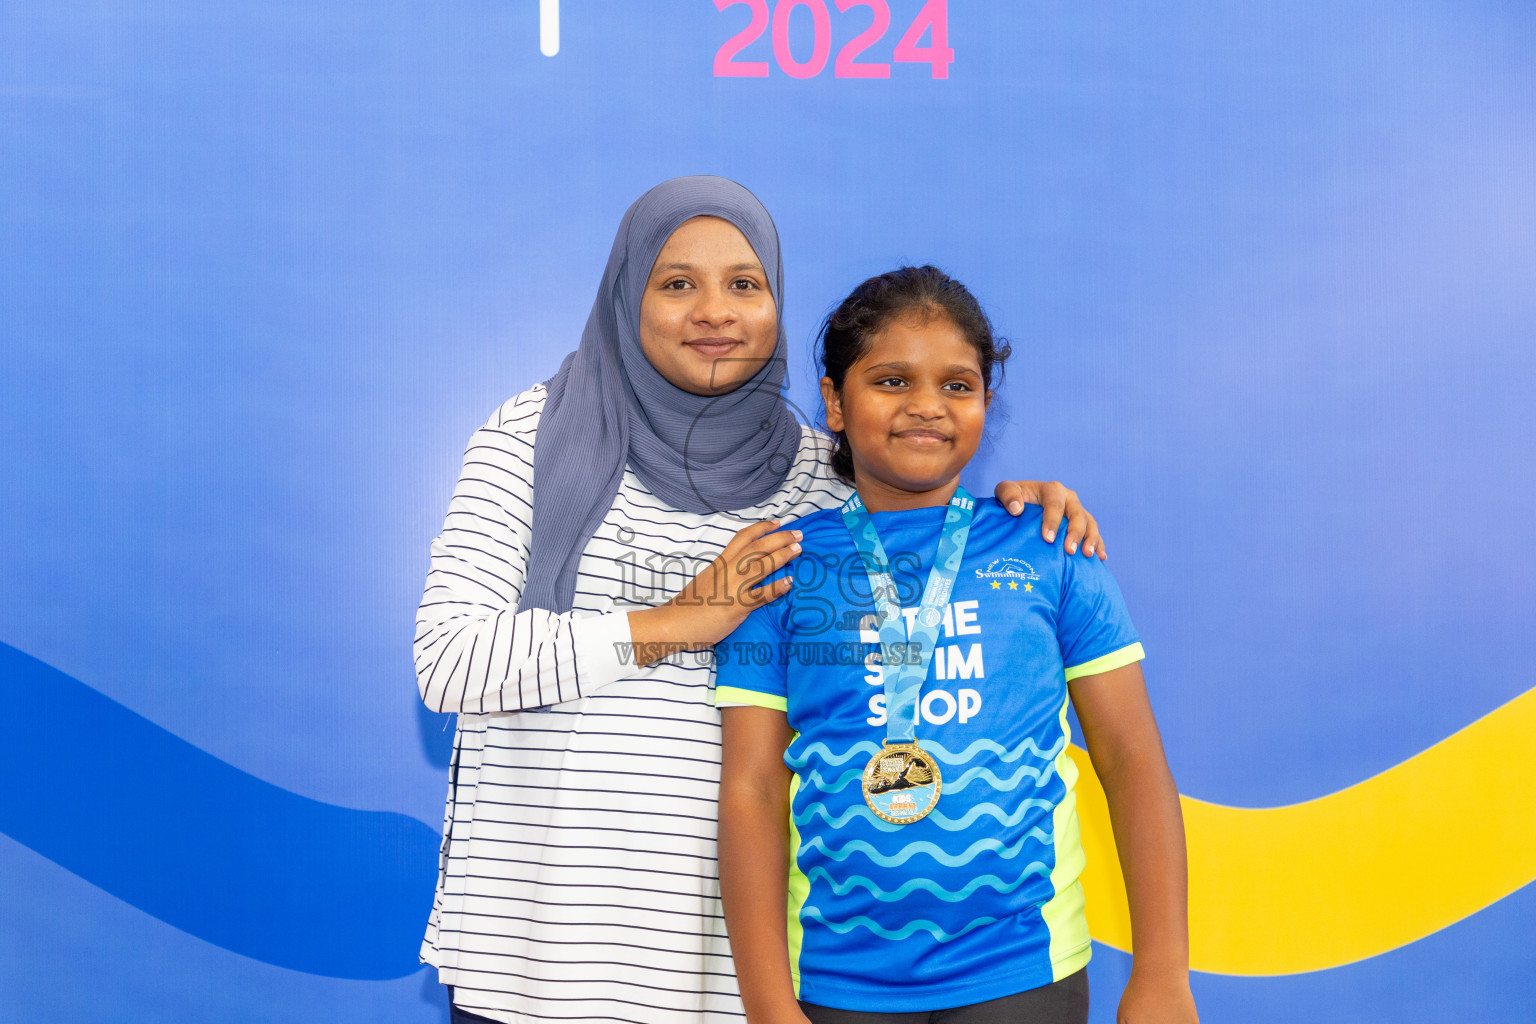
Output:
top-left (714, 267), bottom-right (1199, 1024)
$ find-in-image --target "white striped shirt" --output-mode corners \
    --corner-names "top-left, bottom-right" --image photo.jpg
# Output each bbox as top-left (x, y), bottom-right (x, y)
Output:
top-left (416, 384), bottom-right (850, 1023)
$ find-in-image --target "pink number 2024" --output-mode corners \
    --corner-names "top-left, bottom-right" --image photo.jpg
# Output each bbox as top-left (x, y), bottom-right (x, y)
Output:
top-left (713, 0), bottom-right (953, 80)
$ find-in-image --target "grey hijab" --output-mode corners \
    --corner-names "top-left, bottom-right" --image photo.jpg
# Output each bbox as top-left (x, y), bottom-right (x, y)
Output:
top-left (522, 176), bottom-right (802, 615)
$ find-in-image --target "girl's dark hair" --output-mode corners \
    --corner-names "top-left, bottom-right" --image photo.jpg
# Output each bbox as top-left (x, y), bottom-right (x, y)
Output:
top-left (817, 265), bottom-right (1012, 483)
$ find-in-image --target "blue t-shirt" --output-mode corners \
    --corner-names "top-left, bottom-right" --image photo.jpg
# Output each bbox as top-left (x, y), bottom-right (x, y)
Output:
top-left (715, 497), bottom-right (1143, 1012)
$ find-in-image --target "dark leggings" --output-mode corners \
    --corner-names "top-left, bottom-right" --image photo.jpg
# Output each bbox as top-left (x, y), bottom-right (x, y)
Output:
top-left (799, 969), bottom-right (1089, 1024)
top-left (447, 1000), bottom-right (501, 1024)
top-left (447, 971), bottom-right (1087, 1024)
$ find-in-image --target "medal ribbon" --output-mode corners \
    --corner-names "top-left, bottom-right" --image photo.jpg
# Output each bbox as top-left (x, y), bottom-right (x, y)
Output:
top-left (840, 488), bottom-right (975, 745)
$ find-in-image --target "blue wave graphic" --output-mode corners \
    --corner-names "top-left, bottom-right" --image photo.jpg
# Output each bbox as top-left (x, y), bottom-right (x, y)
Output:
top-left (807, 862), bottom-right (1051, 902)
top-left (795, 798), bottom-right (1054, 833)
top-left (802, 904), bottom-right (998, 942)
top-left (0, 643), bottom-right (438, 980)
top-left (803, 761), bottom-right (1054, 798)
top-left (801, 830), bottom-right (1051, 867)
top-left (802, 767), bottom-right (864, 794)
top-left (944, 761), bottom-right (1056, 794)
top-left (931, 799), bottom-right (1055, 830)
top-left (796, 801), bottom-right (901, 832)
top-left (790, 738), bottom-right (1060, 774)
top-left (786, 740), bottom-right (881, 768)
top-left (925, 737), bottom-right (1065, 764)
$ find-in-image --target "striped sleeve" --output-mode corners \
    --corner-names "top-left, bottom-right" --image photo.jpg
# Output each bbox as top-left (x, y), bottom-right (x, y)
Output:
top-left (414, 389), bottom-right (632, 714)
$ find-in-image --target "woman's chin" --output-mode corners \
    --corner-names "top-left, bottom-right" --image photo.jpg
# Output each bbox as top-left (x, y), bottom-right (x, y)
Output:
top-left (664, 358), bottom-right (769, 397)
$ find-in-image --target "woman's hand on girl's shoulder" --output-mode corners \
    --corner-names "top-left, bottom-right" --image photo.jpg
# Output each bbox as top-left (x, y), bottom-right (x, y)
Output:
top-left (992, 479), bottom-right (1106, 559)
top-left (1117, 967), bottom-right (1199, 1024)
top-left (627, 520), bottom-right (801, 666)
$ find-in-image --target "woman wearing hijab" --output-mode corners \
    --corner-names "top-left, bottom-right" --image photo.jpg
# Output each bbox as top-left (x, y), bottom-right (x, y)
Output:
top-left (414, 176), bottom-right (1102, 1023)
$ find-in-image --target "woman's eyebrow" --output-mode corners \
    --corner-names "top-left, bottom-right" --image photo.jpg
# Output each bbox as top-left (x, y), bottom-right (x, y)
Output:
top-left (651, 261), bottom-right (764, 274)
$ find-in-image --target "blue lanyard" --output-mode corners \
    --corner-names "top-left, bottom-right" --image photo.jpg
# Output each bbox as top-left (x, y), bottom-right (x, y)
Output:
top-left (840, 488), bottom-right (975, 745)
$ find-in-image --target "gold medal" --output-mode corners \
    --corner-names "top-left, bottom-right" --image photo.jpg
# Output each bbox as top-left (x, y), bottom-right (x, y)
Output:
top-left (861, 742), bottom-right (942, 824)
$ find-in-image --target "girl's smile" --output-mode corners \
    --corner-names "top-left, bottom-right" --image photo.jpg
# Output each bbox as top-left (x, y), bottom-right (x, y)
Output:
top-left (821, 313), bottom-right (990, 512)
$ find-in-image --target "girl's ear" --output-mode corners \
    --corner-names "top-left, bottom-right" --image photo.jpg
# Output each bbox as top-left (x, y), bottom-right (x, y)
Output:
top-left (820, 377), bottom-right (844, 432)
top-left (984, 389), bottom-right (993, 409)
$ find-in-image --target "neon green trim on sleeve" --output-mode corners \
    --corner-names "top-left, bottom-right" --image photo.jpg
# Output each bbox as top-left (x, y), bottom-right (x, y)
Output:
top-left (1063, 642), bottom-right (1145, 682)
top-left (712, 686), bottom-right (788, 712)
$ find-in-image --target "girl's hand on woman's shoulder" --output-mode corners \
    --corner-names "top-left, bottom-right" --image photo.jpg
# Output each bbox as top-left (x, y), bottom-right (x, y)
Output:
top-left (1117, 967), bottom-right (1200, 1024)
top-left (627, 520), bottom-right (801, 667)
top-left (993, 479), bottom-right (1106, 559)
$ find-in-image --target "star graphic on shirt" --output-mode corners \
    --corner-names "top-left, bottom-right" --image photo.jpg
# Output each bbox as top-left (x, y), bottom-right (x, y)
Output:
top-left (991, 581), bottom-right (1001, 590)
top-left (1008, 581), bottom-right (1018, 590)
top-left (1024, 583), bottom-right (1033, 592)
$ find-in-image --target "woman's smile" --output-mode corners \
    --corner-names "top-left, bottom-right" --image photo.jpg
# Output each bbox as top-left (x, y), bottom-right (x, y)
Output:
top-left (684, 335), bottom-right (745, 358)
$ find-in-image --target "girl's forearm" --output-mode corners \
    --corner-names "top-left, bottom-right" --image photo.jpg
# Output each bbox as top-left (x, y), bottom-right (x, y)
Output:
top-left (718, 780), bottom-right (806, 1024)
top-left (1097, 748), bottom-right (1190, 974)
top-left (1073, 665), bottom-right (1200, 1021)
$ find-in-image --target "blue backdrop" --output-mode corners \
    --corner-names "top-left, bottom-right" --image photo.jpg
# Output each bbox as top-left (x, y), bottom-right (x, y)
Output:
top-left (3, 2), bottom-right (1533, 1021)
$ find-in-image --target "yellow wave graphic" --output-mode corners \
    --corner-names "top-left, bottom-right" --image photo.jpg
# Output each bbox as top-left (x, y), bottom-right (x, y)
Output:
top-left (1070, 685), bottom-right (1536, 975)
